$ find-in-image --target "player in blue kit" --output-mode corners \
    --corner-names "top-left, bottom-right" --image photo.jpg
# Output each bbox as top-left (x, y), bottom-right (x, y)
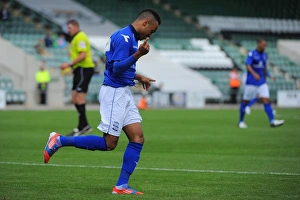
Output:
top-left (238, 39), bottom-right (284, 128)
top-left (43, 9), bottom-right (161, 195)
top-left (243, 70), bottom-right (276, 115)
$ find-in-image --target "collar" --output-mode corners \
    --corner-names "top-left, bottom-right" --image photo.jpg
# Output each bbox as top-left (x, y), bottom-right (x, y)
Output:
top-left (129, 24), bottom-right (138, 40)
top-left (255, 49), bottom-right (264, 54)
top-left (71, 31), bottom-right (81, 41)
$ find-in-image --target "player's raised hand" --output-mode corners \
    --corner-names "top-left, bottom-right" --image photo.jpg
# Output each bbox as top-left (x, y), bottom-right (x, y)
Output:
top-left (138, 37), bottom-right (150, 56)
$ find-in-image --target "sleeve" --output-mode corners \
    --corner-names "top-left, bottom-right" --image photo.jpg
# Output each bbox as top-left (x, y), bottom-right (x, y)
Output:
top-left (245, 51), bottom-right (253, 66)
top-left (111, 34), bottom-right (131, 61)
top-left (110, 34), bottom-right (137, 75)
top-left (76, 35), bottom-right (88, 52)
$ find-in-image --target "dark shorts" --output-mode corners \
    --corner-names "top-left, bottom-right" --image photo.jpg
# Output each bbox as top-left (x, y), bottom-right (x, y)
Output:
top-left (72, 67), bottom-right (94, 93)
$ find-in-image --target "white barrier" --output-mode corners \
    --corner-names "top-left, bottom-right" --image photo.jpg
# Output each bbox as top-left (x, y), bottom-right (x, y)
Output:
top-left (0, 90), bottom-right (6, 109)
top-left (277, 90), bottom-right (300, 107)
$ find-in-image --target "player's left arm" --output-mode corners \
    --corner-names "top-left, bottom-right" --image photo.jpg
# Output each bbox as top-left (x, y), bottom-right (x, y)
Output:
top-left (135, 74), bottom-right (156, 91)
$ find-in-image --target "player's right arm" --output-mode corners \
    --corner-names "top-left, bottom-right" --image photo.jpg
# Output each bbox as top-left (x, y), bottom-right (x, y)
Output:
top-left (111, 37), bottom-right (150, 75)
top-left (245, 51), bottom-right (260, 80)
top-left (133, 37), bottom-right (150, 60)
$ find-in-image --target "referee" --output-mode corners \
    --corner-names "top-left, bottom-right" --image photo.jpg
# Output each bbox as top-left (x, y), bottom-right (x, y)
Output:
top-left (60, 19), bottom-right (94, 136)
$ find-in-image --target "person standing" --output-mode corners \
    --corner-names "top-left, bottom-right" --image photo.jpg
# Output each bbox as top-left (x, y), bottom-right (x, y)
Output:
top-left (229, 67), bottom-right (241, 104)
top-left (35, 61), bottom-right (51, 105)
top-left (60, 19), bottom-right (95, 136)
top-left (238, 39), bottom-right (284, 128)
top-left (44, 9), bottom-right (161, 195)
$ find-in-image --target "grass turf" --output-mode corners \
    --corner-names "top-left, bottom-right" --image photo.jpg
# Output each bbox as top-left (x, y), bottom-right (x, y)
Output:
top-left (0, 108), bottom-right (299, 199)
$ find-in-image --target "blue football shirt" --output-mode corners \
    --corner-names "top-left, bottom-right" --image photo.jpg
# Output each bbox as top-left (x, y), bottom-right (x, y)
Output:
top-left (103, 25), bottom-right (138, 87)
top-left (245, 49), bottom-right (267, 86)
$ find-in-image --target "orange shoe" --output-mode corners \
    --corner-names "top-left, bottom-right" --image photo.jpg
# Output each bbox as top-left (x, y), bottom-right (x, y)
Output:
top-left (43, 132), bottom-right (61, 163)
top-left (112, 185), bottom-right (143, 195)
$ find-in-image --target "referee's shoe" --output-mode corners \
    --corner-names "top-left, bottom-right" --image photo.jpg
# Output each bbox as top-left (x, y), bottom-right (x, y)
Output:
top-left (67, 125), bottom-right (93, 136)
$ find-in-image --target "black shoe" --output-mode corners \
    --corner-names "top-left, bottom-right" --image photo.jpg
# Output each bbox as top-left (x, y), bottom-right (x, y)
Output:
top-left (67, 125), bottom-right (93, 136)
top-left (78, 125), bottom-right (93, 136)
top-left (67, 128), bottom-right (80, 136)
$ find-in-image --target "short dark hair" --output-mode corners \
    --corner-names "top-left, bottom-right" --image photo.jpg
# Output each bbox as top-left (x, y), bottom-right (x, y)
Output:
top-left (67, 19), bottom-right (79, 27)
top-left (138, 8), bottom-right (161, 25)
top-left (257, 38), bottom-right (266, 43)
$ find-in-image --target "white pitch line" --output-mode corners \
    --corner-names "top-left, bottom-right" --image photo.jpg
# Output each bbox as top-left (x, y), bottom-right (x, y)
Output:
top-left (0, 161), bottom-right (299, 176)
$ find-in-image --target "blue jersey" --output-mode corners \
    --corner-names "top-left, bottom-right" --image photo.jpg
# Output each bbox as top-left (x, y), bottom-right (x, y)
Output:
top-left (103, 25), bottom-right (138, 87)
top-left (245, 49), bottom-right (267, 86)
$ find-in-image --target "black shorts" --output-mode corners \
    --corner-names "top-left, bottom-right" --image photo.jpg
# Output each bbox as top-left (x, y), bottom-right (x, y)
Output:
top-left (72, 67), bottom-right (94, 93)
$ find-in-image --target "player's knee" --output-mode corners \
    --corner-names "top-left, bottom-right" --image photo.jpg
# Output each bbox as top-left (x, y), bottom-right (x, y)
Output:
top-left (131, 132), bottom-right (144, 144)
top-left (106, 142), bottom-right (117, 151)
top-left (76, 94), bottom-right (86, 104)
top-left (262, 98), bottom-right (270, 104)
top-left (104, 137), bottom-right (118, 151)
top-left (71, 98), bottom-right (77, 104)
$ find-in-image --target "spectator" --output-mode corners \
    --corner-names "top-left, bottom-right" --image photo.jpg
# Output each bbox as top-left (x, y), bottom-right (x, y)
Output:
top-left (44, 32), bottom-right (53, 48)
top-left (0, 2), bottom-right (10, 21)
top-left (34, 39), bottom-right (52, 57)
top-left (137, 95), bottom-right (149, 110)
top-left (35, 61), bottom-right (51, 104)
top-left (229, 67), bottom-right (241, 104)
top-left (0, 1), bottom-right (10, 35)
top-left (57, 33), bottom-right (68, 49)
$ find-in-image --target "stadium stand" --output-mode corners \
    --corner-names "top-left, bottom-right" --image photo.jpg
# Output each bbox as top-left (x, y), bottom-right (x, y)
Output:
top-left (157, 0), bottom-right (300, 102)
top-left (2, 0), bottom-right (299, 106)
top-left (1, 0), bottom-right (106, 104)
top-left (162, 0), bottom-right (300, 19)
top-left (0, 75), bottom-right (26, 104)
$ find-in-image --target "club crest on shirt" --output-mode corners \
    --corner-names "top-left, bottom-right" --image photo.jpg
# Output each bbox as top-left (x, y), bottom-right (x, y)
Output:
top-left (112, 121), bottom-right (119, 131)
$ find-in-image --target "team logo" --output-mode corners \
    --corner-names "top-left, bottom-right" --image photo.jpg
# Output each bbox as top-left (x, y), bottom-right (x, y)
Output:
top-left (121, 34), bottom-right (130, 42)
top-left (79, 41), bottom-right (86, 48)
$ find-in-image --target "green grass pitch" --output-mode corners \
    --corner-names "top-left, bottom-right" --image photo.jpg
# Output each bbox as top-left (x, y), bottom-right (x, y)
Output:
top-left (0, 108), bottom-right (299, 200)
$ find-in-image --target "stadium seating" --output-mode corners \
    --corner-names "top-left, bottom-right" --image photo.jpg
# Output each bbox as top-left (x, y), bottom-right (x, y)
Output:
top-left (1, 2), bottom-right (105, 103)
top-left (198, 16), bottom-right (300, 34)
top-left (0, 75), bottom-right (26, 104)
top-left (5, 0), bottom-right (299, 105)
top-left (162, 0), bottom-right (300, 19)
top-left (75, 0), bottom-right (208, 39)
top-left (151, 38), bottom-right (234, 70)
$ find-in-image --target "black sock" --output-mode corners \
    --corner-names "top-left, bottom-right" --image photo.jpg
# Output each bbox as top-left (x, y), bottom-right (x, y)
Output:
top-left (77, 104), bottom-right (88, 130)
top-left (75, 104), bottom-right (80, 128)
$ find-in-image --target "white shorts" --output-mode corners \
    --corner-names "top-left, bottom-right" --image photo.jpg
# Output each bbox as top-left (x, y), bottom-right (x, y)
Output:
top-left (97, 85), bottom-right (142, 137)
top-left (243, 83), bottom-right (270, 100)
